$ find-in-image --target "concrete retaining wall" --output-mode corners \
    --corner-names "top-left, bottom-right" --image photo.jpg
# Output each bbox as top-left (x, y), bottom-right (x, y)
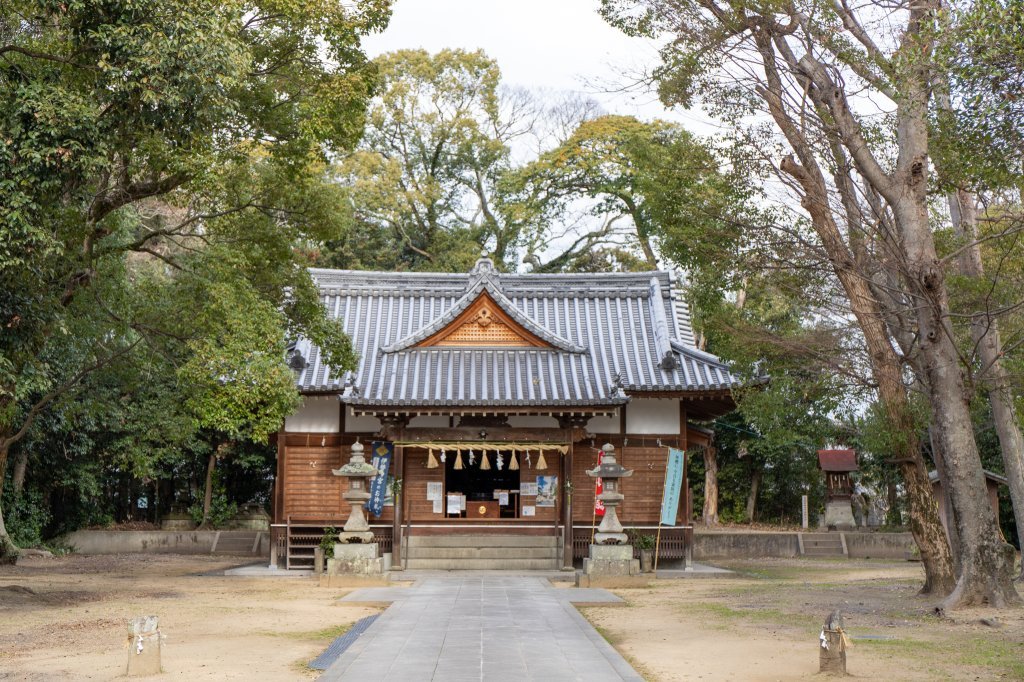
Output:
top-left (693, 532), bottom-right (800, 559)
top-left (843, 532), bottom-right (914, 559)
top-left (692, 531), bottom-right (914, 560)
top-left (66, 530), bottom-right (218, 554)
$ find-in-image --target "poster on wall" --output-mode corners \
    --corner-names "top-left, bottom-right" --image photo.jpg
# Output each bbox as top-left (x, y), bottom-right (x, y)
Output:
top-left (447, 494), bottom-right (462, 515)
top-left (521, 482), bottom-right (538, 496)
top-left (426, 482), bottom-right (443, 501)
top-left (536, 476), bottom-right (557, 507)
top-left (522, 505), bottom-right (536, 517)
top-left (432, 498), bottom-right (443, 514)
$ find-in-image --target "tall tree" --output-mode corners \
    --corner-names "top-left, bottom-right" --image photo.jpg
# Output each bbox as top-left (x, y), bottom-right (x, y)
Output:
top-left (323, 48), bottom-right (534, 271)
top-left (0, 0), bottom-right (388, 561)
top-left (601, 0), bottom-right (1022, 606)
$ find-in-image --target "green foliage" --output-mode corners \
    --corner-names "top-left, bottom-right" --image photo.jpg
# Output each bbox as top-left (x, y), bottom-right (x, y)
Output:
top-left (188, 473), bottom-right (237, 529)
top-left (320, 526), bottom-right (338, 559)
top-left (628, 531), bottom-right (656, 550)
top-left (0, 0), bottom-right (389, 549)
top-left (323, 48), bottom-right (516, 271)
top-left (2, 483), bottom-right (49, 547)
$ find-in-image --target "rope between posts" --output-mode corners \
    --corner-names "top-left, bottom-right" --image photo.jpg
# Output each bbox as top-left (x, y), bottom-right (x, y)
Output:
top-left (822, 626), bottom-right (853, 651)
top-left (125, 628), bottom-right (162, 654)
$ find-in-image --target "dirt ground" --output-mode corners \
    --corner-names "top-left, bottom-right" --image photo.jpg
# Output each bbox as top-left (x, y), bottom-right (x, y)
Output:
top-left (583, 558), bottom-right (1024, 681)
top-left (0, 554), bottom-right (377, 681)
top-left (2, 554), bottom-right (1022, 681)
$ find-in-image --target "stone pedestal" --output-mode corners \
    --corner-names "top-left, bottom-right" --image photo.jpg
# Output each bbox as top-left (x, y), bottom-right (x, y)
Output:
top-left (327, 542), bottom-right (383, 576)
top-left (824, 500), bottom-right (856, 529)
top-left (583, 544), bottom-right (640, 577)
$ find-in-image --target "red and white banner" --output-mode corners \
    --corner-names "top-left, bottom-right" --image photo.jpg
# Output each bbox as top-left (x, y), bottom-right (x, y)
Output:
top-left (594, 450), bottom-right (605, 517)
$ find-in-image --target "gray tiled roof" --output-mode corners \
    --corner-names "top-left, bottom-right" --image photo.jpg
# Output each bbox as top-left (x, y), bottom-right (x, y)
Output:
top-left (294, 257), bottom-right (735, 408)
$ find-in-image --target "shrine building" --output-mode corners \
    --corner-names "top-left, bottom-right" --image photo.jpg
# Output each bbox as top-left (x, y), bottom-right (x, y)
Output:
top-left (271, 254), bottom-right (736, 570)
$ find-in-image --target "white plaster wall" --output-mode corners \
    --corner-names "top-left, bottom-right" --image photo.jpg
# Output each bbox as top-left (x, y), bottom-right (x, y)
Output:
top-left (409, 415), bottom-right (450, 428)
top-left (346, 408), bottom-right (382, 433)
top-left (587, 414), bottom-right (620, 434)
top-left (507, 416), bottom-right (559, 428)
top-left (284, 396), bottom-right (340, 432)
top-left (625, 398), bottom-right (680, 434)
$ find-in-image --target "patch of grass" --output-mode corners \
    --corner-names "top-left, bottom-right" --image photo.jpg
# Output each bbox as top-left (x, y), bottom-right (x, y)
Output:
top-left (591, 623), bottom-right (621, 646)
top-left (958, 636), bottom-right (1024, 678)
top-left (680, 600), bottom-right (819, 632)
top-left (265, 622), bottom-right (353, 641)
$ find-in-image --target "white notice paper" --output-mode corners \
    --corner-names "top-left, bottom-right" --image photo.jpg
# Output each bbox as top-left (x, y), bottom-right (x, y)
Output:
top-left (447, 494), bottom-right (461, 515)
top-left (432, 498), bottom-right (442, 514)
top-left (522, 505), bottom-right (535, 517)
top-left (426, 482), bottom-right (443, 501)
top-left (498, 492), bottom-right (509, 506)
top-left (521, 482), bottom-right (538, 496)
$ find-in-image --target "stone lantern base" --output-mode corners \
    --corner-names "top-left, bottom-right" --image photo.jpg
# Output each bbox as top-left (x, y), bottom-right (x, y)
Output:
top-left (327, 542), bottom-right (383, 576)
top-left (583, 544), bottom-right (640, 578)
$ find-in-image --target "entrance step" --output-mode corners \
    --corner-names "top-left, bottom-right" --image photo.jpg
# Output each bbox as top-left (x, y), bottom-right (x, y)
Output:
top-left (405, 534), bottom-right (559, 570)
top-left (800, 533), bottom-right (847, 557)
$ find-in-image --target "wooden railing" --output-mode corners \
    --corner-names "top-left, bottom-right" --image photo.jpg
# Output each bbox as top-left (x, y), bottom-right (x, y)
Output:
top-left (572, 526), bottom-right (692, 561)
top-left (274, 518), bottom-right (393, 569)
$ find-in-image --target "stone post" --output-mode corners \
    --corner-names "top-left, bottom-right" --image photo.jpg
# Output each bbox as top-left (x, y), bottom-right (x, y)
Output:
top-left (328, 440), bottom-right (384, 577)
top-left (126, 616), bottom-right (161, 677)
top-left (583, 444), bottom-right (639, 578)
top-left (819, 610), bottom-right (849, 675)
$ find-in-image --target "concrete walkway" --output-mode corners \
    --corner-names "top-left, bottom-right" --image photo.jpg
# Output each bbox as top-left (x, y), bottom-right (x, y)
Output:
top-left (320, 575), bottom-right (643, 681)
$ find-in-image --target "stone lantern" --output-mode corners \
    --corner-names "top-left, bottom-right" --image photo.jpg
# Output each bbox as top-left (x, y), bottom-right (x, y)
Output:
top-left (325, 440), bottom-right (384, 578)
top-left (331, 440), bottom-right (378, 543)
top-left (587, 442), bottom-right (632, 544)
top-left (583, 442), bottom-right (640, 580)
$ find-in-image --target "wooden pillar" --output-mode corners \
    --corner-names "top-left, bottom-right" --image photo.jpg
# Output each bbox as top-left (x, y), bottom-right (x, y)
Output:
top-left (392, 440), bottom-right (404, 569)
top-left (562, 442), bottom-right (574, 570)
top-left (273, 429), bottom-right (285, 524)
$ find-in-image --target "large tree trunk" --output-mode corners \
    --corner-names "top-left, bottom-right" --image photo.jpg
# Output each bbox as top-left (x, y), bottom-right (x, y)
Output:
top-left (0, 443), bottom-right (19, 564)
top-left (745, 468), bottom-right (761, 522)
top-left (891, 147), bottom-right (1019, 607)
top-left (776, 155), bottom-right (956, 597)
top-left (198, 452), bottom-right (217, 530)
top-left (703, 446), bottom-right (719, 526)
top-left (11, 450), bottom-right (27, 496)
top-left (948, 189), bottom-right (1024, 579)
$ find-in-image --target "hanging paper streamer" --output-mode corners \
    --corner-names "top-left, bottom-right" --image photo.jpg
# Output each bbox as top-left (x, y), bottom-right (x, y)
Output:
top-left (496, 452), bottom-right (504, 470)
top-left (440, 448), bottom-right (447, 463)
top-left (525, 450), bottom-right (531, 469)
top-left (454, 450), bottom-right (464, 470)
top-left (509, 452), bottom-right (519, 470)
top-left (426, 449), bottom-right (439, 469)
top-left (536, 451), bottom-right (548, 470)
top-left (468, 449), bottom-right (476, 466)
top-left (480, 451), bottom-right (491, 470)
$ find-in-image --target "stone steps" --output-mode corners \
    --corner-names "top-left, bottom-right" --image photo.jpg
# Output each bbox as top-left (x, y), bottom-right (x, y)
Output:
top-left (212, 531), bottom-right (264, 556)
top-left (405, 534), bottom-right (559, 570)
top-left (800, 533), bottom-right (846, 557)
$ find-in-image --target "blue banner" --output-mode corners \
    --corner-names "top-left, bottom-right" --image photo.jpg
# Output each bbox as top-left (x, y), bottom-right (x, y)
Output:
top-left (365, 441), bottom-right (393, 518)
top-left (660, 448), bottom-right (686, 526)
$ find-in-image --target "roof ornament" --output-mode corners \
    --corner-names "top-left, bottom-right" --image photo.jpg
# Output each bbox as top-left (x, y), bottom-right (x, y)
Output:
top-left (610, 372), bottom-right (626, 398)
top-left (286, 343), bottom-right (307, 371)
top-left (468, 249), bottom-right (498, 283)
top-left (659, 350), bottom-right (680, 371)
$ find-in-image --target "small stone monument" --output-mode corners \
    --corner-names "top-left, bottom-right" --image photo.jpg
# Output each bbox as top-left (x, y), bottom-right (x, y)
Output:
top-left (583, 443), bottom-right (639, 577)
top-left (327, 440), bottom-right (384, 576)
top-left (126, 615), bottom-right (161, 677)
top-left (818, 609), bottom-right (849, 675)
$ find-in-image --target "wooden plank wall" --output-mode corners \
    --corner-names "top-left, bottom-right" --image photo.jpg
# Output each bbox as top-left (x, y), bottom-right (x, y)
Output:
top-left (280, 441), bottom-right (395, 524)
top-left (571, 435), bottom-right (687, 526)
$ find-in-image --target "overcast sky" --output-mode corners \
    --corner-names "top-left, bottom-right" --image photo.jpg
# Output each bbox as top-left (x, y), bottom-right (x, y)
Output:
top-left (362, 0), bottom-right (698, 126)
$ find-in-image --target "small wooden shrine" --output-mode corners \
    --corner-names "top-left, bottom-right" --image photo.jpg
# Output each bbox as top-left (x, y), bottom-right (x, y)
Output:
top-left (818, 449), bottom-right (858, 529)
top-left (271, 254), bottom-right (737, 569)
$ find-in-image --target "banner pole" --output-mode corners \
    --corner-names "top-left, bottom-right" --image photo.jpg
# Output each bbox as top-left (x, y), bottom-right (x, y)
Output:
top-left (654, 522), bottom-right (663, 573)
